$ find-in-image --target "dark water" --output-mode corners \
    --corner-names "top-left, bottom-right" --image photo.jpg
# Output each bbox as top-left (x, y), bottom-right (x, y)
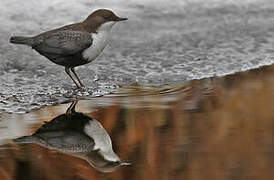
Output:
top-left (1, 65), bottom-right (274, 179)
top-left (2, 0), bottom-right (274, 112)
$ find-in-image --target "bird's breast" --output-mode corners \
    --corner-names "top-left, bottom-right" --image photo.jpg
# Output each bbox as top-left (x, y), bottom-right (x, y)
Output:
top-left (82, 31), bottom-right (110, 62)
top-left (83, 120), bottom-right (119, 162)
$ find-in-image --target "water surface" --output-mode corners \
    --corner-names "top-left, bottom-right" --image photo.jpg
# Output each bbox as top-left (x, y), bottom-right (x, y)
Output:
top-left (1, 65), bottom-right (274, 179)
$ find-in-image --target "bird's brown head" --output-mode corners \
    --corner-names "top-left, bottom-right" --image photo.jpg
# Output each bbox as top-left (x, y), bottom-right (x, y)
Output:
top-left (83, 9), bottom-right (127, 32)
top-left (89, 9), bottom-right (128, 22)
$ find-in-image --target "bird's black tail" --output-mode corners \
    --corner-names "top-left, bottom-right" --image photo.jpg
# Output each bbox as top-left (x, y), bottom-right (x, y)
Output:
top-left (13, 136), bottom-right (36, 144)
top-left (10, 36), bottom-right (33, 45)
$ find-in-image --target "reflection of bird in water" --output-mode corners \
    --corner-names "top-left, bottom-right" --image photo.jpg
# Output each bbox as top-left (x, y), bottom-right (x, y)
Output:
top-left (13, 101), bottom-right (130, 173)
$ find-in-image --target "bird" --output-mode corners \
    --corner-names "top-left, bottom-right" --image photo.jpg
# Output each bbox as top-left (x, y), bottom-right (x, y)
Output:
top-left (9, 9), bottom-right (128, 89)
top-left (13, 101), bottom-right (130, 173)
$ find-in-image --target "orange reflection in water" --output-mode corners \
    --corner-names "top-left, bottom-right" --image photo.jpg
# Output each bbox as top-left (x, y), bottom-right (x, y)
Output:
top-left (1, 65), bottom-right (274, 179)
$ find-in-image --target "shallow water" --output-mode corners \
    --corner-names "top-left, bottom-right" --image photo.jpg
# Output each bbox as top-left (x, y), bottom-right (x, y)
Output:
top-left (1, 65), bottom-right (274, 179)
top-left (2, 0), bottom-right (274, 112)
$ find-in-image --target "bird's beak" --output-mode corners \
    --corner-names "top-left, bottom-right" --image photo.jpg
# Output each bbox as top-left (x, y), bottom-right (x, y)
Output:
top-left (116, 17), bottom-right (128, 21)
top-left (120, 161), bottom-right (131, 166)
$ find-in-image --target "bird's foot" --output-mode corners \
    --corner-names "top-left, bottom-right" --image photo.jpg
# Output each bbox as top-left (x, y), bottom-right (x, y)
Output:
top-left (73, 85), bottom-right (86, 91)
top-left (72, 86), bottom-right (81, 90)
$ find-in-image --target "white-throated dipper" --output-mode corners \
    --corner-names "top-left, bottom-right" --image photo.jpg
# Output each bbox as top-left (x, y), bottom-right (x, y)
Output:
top-left (14, 101), bottom-right (130, 173)
top-left (10, 9), bottom-right (128, 88)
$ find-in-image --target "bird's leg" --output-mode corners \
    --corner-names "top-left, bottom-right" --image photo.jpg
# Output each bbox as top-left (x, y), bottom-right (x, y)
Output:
top-left (71, 67), bottom-right (84, 87)
top-left (66, 101), bottom-right (78, 114)
top-left (65, 67), bottom-right (80, 89)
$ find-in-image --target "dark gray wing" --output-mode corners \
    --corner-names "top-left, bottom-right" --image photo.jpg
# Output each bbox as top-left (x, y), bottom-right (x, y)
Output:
top-left (34, 114), bottom-right (71, 134)
top-left (34, 113), bottom-right (92, 134)
top-left (38, 131), bottom-right (95, 153)
top-left (14, 131), bottom-right (95, 153)
top-left (34, 30), bottom-right (93, 55)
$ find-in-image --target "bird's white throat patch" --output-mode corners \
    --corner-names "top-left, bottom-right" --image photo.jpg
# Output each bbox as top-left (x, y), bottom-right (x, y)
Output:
top-left (82, 21), bottom-right (116, 62)
top-left (84, 120), bottom-right (120, 161)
